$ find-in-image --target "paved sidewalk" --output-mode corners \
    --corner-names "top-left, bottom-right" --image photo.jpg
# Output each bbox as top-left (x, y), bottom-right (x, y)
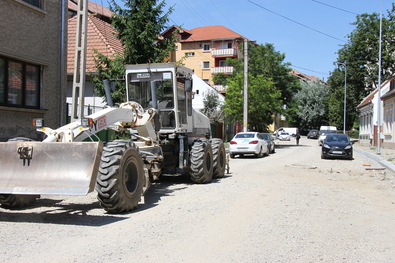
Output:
top-left (353, 141), bottom-right (395, 173)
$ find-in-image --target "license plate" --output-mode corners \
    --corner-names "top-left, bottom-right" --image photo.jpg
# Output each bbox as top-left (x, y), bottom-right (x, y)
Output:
top-left (332, 151), bottom-right (343, 154)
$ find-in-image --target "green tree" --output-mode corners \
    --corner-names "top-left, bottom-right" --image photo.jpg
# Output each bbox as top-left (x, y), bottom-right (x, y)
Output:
top-left (200, 90), bottom-right (223, 124)
top-left (91, 0), bottom-right (177, 104)
top-left (214, 42), bottom-right (299, 130)
top-left (328, 4), bottom-right (395, 130)
top-left (294, 80), bottom-right (329, 129)
top-left (222, 72), bottom-right (281, 132)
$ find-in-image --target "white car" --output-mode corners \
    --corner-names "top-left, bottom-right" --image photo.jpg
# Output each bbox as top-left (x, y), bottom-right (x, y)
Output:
top-left (278, 132), bottom-right (291, 141)
top-left (229, 132), bottom-right (269, 158)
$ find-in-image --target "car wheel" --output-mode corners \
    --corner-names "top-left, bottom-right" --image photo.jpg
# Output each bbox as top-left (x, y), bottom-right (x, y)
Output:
top-left (321, 152), bottom-right (326, 159)
top-left (230, 153), bottom-right (235, 159)
top-left (256, 148), bottom-right (263, 158)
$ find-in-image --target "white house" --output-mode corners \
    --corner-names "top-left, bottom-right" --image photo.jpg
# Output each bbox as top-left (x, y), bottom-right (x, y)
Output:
top-left (191, 74), bottom-right (225, 111)
top-left (357, 77), bottom-right (394, 146)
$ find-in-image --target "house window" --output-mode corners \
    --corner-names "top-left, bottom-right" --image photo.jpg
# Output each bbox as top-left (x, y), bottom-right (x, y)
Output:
top-left (202, 79), bottom-right (210, 84)
top-left (0, 56), bottom-right (40, 108)
top-left (22, 0), bottom-right (43, 9)
top-left (202, 61), bottom-right (210, 69)
top-left (185, 52), bottom-right (195, 57)
top-left (220, 43), bottom-right (232, 49)
top-left (219, 60), bottom-right (227, 67)
top-left (202, 43), bottom-right (210, 52)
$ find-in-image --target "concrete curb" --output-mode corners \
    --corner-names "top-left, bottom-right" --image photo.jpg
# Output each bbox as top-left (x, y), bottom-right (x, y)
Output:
top-left (354, 147), bottom-right (395, 173)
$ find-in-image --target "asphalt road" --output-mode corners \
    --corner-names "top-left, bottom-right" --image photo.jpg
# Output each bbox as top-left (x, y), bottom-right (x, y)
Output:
top-left (0, 137), bottom-right (394, 262)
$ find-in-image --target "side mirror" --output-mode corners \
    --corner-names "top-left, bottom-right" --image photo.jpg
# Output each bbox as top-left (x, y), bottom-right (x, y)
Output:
top-left (185, 78), bottom-right (192, 92)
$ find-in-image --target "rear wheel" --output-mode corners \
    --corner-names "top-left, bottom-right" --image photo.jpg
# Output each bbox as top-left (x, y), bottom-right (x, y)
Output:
top-left (256, 147), bottom-right (263, 158)
top-left (189, 139), bottom-right (213, 184)
top-left (210, 139), bottom-right (226, 179)
top-left (0, 137), bottom-right (40, 209)
top-left (96, 140), bottom-right (145, 213)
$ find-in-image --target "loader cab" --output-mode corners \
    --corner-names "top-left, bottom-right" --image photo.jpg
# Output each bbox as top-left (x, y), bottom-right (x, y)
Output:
top-left (125, 64), bottom-right (194, 133)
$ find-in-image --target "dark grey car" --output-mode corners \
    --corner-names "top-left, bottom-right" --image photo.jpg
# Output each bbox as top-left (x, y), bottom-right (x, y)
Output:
top-left (307, 129), bottom-right (319, 139)
top-left (260, 133), bottom-right (275, 154)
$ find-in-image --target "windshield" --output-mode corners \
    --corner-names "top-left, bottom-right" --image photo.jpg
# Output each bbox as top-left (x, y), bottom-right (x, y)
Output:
top-left (127, 71), bottom-right (174, 109)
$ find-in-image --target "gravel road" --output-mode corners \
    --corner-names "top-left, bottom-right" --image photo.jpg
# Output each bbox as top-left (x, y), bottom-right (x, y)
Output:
top-left (1, 137), bottom-right (395, 262)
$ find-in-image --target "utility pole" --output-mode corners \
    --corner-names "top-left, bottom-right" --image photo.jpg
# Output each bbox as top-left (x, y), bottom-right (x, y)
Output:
top-left (377, 0), bottom-right (383, 155)
top-left (243, 39), bottom-right (248, 132)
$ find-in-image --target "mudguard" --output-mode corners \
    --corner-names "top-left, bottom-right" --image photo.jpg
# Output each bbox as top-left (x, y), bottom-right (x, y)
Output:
top-left (0, 141), bottom-right (103, 195)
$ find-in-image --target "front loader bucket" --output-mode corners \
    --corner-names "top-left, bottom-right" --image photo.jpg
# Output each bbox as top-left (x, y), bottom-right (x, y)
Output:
top-left (0, 141), bottom-right (103, 195)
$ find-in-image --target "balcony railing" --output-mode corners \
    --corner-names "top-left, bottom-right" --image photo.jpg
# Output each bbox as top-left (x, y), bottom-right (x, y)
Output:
top-left (211, 48), bottom-right (237, 57)
top-left (211, 66), bottom-right (234, 74)
top-left (212, 85), bottom-right (228, 93)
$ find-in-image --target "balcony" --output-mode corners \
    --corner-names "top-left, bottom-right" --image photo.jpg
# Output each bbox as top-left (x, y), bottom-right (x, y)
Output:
top-left (212, 85), bottom-right (228, 93)
top-left (211, 66), bottom-right (234, 75)
top-left (211, 48), bottom-right (237, 57)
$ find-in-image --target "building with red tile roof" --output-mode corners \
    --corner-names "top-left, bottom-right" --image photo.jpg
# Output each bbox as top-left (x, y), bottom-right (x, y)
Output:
top-left (67, 1), bottom-right (123, 113)
top-left (357, 77), bottom-right (395, 147)
top-left (164, 25), bottom-right (251, 93)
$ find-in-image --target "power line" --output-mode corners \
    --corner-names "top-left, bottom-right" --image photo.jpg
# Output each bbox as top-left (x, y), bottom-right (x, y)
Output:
top-left (312, 0), bottom-right (358, 15)
top-left (290, 65), bottom-right (330, 76)
top-left (247, 0), bottom-right (346, 43)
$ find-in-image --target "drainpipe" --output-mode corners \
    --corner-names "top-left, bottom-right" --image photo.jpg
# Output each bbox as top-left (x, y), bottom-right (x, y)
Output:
top-left (60, 0), bottom-right (66, 126)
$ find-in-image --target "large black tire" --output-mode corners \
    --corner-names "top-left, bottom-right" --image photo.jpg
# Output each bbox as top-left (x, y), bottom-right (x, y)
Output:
top-left (0, 194), bottom-right (39, 209)
top-left (189, 139), bottom-right (213, 184)
top-left (96, 140), bottom-right (145, 213)
top-left (0, 137), bottom-right (39, 209)
top-left (210, 138), bottom-right (226, 179)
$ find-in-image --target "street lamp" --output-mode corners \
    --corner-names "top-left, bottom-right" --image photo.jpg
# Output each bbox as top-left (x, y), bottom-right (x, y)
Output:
top-left (335, 62), bottom-right (347, 134)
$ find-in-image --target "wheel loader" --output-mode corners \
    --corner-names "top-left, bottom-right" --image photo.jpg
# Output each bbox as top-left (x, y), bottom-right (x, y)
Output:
top-left (0, 62), bottom-right (227, 213)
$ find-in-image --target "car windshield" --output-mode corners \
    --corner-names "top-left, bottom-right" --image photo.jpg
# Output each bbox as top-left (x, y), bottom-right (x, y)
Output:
top-left (261, 134), bottom-right (269, 139)
top-left (281, 133), bottom-right (289, 135)
top-left (326, 135), bottom-right (349, 143)
top-left (235, 133), bottom-right (254, 139)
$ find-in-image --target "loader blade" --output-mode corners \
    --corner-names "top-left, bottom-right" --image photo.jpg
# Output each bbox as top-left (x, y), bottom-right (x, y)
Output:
top-left (0, 141), bottom-right (103, 195)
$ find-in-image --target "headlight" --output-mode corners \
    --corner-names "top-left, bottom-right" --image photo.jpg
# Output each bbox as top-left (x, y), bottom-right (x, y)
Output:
top-left (345, 145), bottom-right (352, 149)
top-left (323, 144), bottom-right (330, 149)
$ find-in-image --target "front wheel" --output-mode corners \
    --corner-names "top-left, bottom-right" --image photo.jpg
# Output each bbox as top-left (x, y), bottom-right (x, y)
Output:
top-left (0, 194), bottom-right (39, 209)
top-left (96, 140), bottom-right (145, 213)
top-left (189, 139), bottom-right (213, 184)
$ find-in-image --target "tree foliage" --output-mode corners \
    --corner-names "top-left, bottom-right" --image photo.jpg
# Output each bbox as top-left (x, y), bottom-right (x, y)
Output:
top-left (200, 90), bottom-right (223, 124)
top-left (217, 42), bottom-right (299, 131)
top-left (91, 0), bottom-right (176, 104)
top-left (327, 4), bottom-right (395, 130)
top-left (223, 72), bottom-right (281, 131)
top-left (294, 80), bottom-right (329, 129)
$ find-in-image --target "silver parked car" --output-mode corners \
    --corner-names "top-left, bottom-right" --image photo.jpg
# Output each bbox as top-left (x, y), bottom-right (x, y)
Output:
top-left (229, 132), bottom-right (269, 158)
top-left (260, 133), bottom-right (275, 154)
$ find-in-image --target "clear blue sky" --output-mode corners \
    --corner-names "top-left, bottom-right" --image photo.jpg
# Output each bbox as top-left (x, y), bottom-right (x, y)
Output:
top-left (90, 0), bottom-right (393, 81)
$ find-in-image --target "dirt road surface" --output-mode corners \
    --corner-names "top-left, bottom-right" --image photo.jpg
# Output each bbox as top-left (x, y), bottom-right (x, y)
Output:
top-left (1, 137), bottom-right (395, 262)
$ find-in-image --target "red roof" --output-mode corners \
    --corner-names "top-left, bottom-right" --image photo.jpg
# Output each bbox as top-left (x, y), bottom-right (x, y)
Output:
top-left (68, 0), bottom-right (112, 18)
top-left (357, 77), bottom-right (393, 109)
top-left (67, 15), bottom-right (123, 73)
top-left (291, 69), bottom-right (321, 82)
top-left (180, 25), bottom-right (248, 42)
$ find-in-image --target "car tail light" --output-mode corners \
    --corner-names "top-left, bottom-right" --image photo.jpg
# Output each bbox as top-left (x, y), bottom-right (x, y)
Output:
top-left (230, 141), bottom-right (237, 144)
top-left (249, 140), bottom-right (258, 144)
